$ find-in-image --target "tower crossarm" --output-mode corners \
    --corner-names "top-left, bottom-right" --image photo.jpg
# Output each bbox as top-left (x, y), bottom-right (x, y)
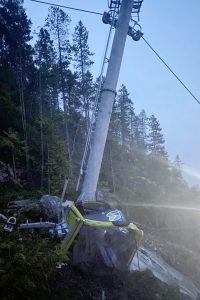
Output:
top-left (108, 0), bottom-right (144, 20)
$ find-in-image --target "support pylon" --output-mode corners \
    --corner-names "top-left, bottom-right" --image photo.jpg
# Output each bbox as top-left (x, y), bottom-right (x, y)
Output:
top-left (78, 0), bottom-right (134, 202)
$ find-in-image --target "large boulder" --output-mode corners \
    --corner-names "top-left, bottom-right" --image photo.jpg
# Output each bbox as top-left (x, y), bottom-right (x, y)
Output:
top-left (7, 195), bottom-right (62, 221)
top-left (40, 195), bottom-right (62, 221)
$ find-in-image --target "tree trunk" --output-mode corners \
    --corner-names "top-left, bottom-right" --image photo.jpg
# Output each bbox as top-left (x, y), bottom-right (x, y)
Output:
top-left (47, 145), bottom-right (51, 194)
top-left (57, 17), bottom-right (72, 178)
top-left (12, 149), bottom-right (16, 179)
top-left (18, 61), bottom-right (30, 180)
top-left (39, 70), bottom-right (44, 191)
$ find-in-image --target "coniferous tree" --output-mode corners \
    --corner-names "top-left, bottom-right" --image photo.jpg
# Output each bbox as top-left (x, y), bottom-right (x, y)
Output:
top-left (116, 85), bottom-right (133, 146)
top-left (174, 154), bottom-right (183, 170)
top-left (73, 21), bottom-right (94, 77)
top-left (173, 154), bottom-right (183, 180)
top-left (137, 109), bottom-right (148, 149)
top-left (35, 27), bottom-right (57, 190)
top-left (0, 129), bottom-right (22, 179)
top-left (0, 0), bottom-right (35, 179)
top-left (73, 20), bottom-right (94, 129)
top-left (45, 7), bottom-right (71, 113)
top-left (45, 7), bottom-right (72, 177)
top-left (131, 114), bottom-right (140, 148)
top-left (147, 114), bottom-right (167, 157)
top-left (0, 0), bottom-right (32, 66)
top-left (0, 0), bottom-right (199, 212)
top-left (109, 97), bottom-right (121, 143)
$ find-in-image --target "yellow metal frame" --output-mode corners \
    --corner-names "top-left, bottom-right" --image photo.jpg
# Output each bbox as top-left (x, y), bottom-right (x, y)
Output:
top-left (61, 203), bottom-right (143, 255)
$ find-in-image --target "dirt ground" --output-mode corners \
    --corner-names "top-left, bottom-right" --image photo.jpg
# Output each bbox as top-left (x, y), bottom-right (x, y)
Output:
top-left (49, 267), bottom-right (191, 300)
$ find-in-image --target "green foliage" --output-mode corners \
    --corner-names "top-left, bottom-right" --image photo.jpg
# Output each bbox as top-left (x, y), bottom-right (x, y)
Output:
top-left (45, 6), bottom-right (71, 57)
top-left (147, 114), bottom-right (167, 157)
top-left (0, 229), bottom-right (58, 300)
top-left (47, 134), bottom-right (69, 195)
top-left (0, 0), bottom-right (199, 207)
top-left (73, 20), bottom-right (94, 75)
top-left (72, 20), bottom-right (94, 128)
top-left (0, 3), bottom-right (199, 299)
top-left (45, 6), bottom-right (71, 112)
top-left (102, 84), bottom-right (200, 206)
top-left (0, 0), bottom-right (32, 65)
top-left (115, 84), bottom-right (134, 145)
top-left (0, 181), bottom-right (42, 207)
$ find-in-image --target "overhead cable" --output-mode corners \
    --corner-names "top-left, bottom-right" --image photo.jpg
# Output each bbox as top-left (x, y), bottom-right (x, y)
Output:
top-left (142, 36), bottom-right (200, 105)
top-left (29, 0), bottom-right (103, 16)
top-left (29, 0), bottom-right (200, 105)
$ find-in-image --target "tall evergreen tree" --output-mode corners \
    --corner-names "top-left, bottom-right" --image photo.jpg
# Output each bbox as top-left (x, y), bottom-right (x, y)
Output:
top-left (137, 109), bottom-right (148, 149)
top-left (35, 28), bottom-right (56, 71)
top-left (73, 21), bottom-right (93, 79)
top-left (0, 0), bottom-right (35, 179)
top-left (35, 27), bottom-right (58, 112)
top-left (147, 115), bottom-right (167, 157)
top-left (116, 85), bottom-right (133, 145)
top-left (45, 7), bottom-right (72, 177)
top-left (173, 154), bottom-right (183, 180)
top-left (45, 7), bottom-right (71, 113)
top-left (35, 27), bottom-right (57, 190)
top-left (0, 0), bottom-right (32, 66)
top-left (73, 20), bottom-right (94, 128)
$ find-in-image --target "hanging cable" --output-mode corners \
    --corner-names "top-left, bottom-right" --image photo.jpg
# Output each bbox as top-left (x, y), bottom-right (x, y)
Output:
top-left (29, 0), bottom-right (199, 105)
top-left (141, 36), bottom-right (200, 105)
top-left (75, 5), bottom-right (118, 192)
top-left (29, 0), bottom-right (103, 15)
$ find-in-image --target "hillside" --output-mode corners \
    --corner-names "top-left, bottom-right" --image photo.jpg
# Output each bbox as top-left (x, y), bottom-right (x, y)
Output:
top-left (0, 1), bottom-right (200, 299)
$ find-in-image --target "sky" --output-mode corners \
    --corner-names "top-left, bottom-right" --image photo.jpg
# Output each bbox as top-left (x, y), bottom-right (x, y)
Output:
top-left (24, 0), bottom-right (200, 186)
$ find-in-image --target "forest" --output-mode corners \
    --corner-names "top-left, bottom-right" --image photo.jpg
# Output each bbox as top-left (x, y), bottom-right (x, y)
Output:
top-left (0, 0), bottom-right (200, 299)
top-left (0, 0), bottom-right (199, 204)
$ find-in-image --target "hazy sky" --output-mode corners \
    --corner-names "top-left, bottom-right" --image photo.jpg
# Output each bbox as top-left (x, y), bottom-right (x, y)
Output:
top-left (24, 0), bottom-right (200, 186)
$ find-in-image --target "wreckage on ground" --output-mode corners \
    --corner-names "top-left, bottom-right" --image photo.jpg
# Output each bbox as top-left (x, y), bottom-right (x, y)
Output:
top-left (1, 195), bottom-right (142, 272)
